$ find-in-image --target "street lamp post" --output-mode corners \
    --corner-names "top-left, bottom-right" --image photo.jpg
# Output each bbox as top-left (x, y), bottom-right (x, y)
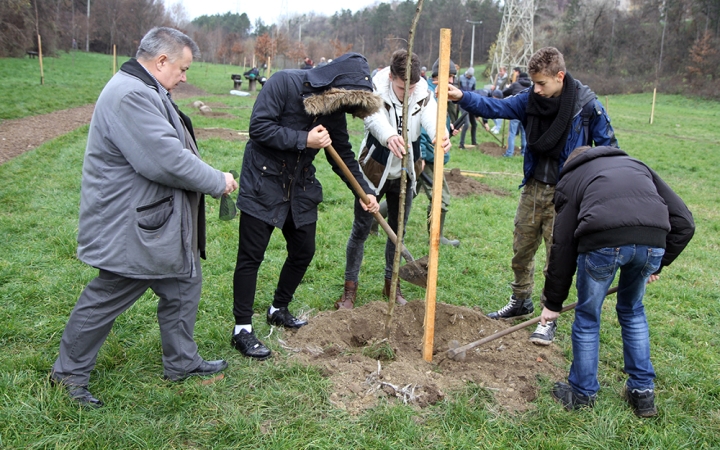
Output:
top-left (466, 20), bottom-right (482, 67)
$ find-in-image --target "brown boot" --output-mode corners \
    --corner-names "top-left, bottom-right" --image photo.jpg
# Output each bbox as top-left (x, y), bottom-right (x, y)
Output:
top-left (334, 281), bottom-right (358, 309)
top-left (383, 277), bottom-right (407, 306)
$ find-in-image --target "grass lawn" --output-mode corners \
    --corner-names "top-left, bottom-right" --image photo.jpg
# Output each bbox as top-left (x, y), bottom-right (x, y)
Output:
top-left (0, 53), bottom-right (719, 448)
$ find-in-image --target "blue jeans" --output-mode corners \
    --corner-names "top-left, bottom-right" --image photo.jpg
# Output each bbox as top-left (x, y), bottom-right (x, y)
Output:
top-left (504, 120), bottom-right (526, 157)
top-left (568, 245), bottom-right (664, 397)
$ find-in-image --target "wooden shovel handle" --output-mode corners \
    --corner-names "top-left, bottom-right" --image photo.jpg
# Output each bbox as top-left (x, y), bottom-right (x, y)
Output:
top-left (324, 144), bottom-right (414, 262)
top-left (447, 287), bottom-right (619, 358)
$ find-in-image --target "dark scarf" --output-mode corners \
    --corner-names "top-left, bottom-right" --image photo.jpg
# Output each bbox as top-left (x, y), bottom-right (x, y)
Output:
top-left (525, 72), bottom-right (577, 160)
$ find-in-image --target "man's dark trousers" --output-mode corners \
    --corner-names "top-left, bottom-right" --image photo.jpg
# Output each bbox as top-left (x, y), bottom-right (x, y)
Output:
top-left (233, 210), bottom-right (315, 325)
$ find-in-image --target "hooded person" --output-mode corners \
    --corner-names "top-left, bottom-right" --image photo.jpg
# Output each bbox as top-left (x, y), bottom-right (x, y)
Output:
top-left (446, 47), bottom-right (618, 346)
top-left (231, 52), bottom-right (382, 359)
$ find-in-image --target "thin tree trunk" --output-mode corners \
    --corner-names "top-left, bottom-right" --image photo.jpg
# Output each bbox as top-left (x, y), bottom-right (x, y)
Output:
top-left (384, 0), bottom-right (424, 339)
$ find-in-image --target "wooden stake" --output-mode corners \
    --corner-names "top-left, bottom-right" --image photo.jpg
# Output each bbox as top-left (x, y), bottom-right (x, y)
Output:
top-left (267, 57), bottom-right (271, 79)
top-left (605, 95), bottom-right (609, 115)
top-left (37, 34), bottom-right (44, 85)
top-left (422, 28), bottom-right (451, 362)
top-left (650, 88), bottom-right (657, 124)
top-left (113, 44), bottom-right (117, 74)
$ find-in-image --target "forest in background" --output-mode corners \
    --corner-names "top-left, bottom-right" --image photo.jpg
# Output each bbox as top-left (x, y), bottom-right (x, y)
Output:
top-left (1, 0), bottom-right (718, 97)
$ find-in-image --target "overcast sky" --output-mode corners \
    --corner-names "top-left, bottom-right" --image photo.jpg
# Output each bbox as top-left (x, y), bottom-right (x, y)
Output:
top-left (176, 0), bottom-right (381, 26)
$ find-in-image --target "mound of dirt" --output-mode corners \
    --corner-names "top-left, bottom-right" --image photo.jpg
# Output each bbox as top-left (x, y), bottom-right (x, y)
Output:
top-left (445, 168), bottom-right (510, 197)
top-left (195, 128), bottom-right (248, 141)
top-left (172, 82), bottom-right (210, 99)
top-left (281, 300), bottom-right (567, 414)
top-left (469, 142), bottom-right (507, 157)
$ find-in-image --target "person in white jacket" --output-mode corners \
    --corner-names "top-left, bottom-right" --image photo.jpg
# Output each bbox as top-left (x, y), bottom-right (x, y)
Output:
top-left (335, 49), bottom-right (450, 309)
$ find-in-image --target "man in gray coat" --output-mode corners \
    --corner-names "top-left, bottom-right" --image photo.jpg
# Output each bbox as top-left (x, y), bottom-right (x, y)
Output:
top-left (51, 27), bottom-right (238, 408)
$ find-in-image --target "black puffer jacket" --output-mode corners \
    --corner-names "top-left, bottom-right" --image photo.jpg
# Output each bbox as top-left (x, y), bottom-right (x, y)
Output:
top-left (542, 145), bottom-right (695, 311)
top-left (237, 53), bottom-right (377, 229)
top-left (502, 73), bottom-right (532, 98)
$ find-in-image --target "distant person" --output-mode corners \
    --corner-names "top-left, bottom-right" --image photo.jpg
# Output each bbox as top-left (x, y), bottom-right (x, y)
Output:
top-left (502, 71), bottom-right (532, 157)
top-left (492, 66), bottom-right (508, 91)
top-left (244, 67), bottom-right (259, 80)
top-left (51, 27), bottom-right (237, 408)
top-left (490, 89), bottom-right (504, 134)
top-left (232, 53), bottom-right (380, 358)
top-left (458, 67), bottom-right (477, 149)
top-left (334, 49), bottom-right (449, 309)
top-left (371, 65), bottom-right (384, 78)
top-left (316, 57), bottom-right (328, 68)
top-left (447, 46), bottom-right (617, 345)
top-left (540, 145), bottom-right (694, 416)
top-left (509, 66), bottom-right (521, 84)
top-left (420, 65), bottom-right (427, 80)
top-left (301, 57), bottom-right (314, 69)
top-left (417, 58), bottom-right (461, 247)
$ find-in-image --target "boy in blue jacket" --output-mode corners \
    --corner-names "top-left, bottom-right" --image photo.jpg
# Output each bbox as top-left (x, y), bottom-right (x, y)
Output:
top-left (447, 47), bottom-right (617, 345)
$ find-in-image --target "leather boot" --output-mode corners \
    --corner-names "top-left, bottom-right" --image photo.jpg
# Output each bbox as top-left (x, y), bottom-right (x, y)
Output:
top-left (334, 281), bottom-right (358, 309)
top-left (439, 211), bottom-right (460, 247)
top-left (383, 277), bottom-right (407, 306)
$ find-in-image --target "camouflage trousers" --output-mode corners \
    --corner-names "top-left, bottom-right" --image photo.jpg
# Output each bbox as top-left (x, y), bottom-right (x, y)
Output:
top-left (511, 178), bottom-right (556, 300)
top-left (418, 163), bottom-right (451, 212)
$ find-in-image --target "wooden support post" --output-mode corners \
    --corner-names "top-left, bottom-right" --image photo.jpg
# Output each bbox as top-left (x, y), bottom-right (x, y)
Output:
top-left (650, 88), bottom-right (657, 124)
top-left (605, 96), bottom-right (609, 115)
top-left (422, 28), bottom-right (451, 362)
top-left (37, 34), bottom-right (44, 85)
top-left (266, 57), bottom-right (271, 79)
top-left (113, 44), bottom-right (117, 74)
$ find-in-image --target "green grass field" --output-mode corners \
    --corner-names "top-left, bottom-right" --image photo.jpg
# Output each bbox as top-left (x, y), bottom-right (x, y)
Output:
top-left (1, 53), bottom-right (719, 448)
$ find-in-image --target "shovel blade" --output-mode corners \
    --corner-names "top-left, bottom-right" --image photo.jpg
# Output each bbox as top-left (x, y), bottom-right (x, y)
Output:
top-left (399, 255), bottom-right (428, 288)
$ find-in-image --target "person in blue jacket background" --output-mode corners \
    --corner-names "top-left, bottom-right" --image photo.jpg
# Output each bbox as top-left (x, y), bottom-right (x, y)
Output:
top-left (447, 46), bottom-right (617, 346)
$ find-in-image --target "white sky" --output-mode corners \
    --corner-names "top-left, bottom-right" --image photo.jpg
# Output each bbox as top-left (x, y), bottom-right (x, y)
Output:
top-left (176, 0), bottom-right (381, 26)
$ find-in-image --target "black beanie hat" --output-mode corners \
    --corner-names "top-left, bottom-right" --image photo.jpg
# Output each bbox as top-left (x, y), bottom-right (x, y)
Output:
top-left (431, 58), bottom-right (457, 77)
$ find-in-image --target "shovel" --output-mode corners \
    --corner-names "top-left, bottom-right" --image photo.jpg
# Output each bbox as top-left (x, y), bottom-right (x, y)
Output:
top-left (324, 144), bottom-right (428, 288)
top-left (447, 287), bottom-right (619, 360)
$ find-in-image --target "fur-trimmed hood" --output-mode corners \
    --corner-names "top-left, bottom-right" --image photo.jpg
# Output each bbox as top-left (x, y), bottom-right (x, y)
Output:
top-left (303, 87), bottom-right (382, 119)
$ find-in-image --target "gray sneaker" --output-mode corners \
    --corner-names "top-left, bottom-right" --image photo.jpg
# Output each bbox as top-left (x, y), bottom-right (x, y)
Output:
top-left (529, 320), bottom-right (557, 345)
top-left (487, 295), bottom-right (534, 320)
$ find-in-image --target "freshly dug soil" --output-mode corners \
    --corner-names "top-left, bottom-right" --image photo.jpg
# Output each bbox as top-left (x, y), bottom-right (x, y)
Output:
top-left (281, 300), bottom-right (567, 414)
top-left (445, 168), bottom-right (510, 197)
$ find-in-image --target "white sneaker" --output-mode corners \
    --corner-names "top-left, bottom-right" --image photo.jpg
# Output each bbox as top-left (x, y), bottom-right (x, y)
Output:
top-left (529, 321), bottom-right (557, 346)
top-left (492, 128), bottom-right (500, 135)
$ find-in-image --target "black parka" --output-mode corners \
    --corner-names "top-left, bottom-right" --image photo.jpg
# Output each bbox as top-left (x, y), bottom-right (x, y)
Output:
top-left (542, 146), bottom-right (695, 311)
top-left (237, 53), bottom-right (377, 229)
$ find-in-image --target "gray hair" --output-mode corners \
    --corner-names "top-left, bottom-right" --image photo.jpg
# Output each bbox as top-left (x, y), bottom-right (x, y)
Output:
top-left (136, 27), bottom-right (200, 61)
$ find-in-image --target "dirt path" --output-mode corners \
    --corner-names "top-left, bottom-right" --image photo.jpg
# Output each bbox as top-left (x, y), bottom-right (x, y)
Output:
top-left (0, 105), bottom-right (95, 164)
top-left (0, 82), bottom-right (209, 165)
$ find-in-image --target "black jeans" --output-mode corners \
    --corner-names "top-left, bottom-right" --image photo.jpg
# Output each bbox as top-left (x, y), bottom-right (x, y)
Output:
top-left (345, 177), bottom-right (413, 281)
top-left (233, 211), bottom-right (316, 325)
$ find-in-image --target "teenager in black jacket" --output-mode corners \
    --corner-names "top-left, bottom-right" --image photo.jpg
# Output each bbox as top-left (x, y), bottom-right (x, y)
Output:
top-left (539, 145), bottom-right (695, 416)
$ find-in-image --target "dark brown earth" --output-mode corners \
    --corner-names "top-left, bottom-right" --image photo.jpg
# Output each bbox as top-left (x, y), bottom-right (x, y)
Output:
top-left (281, 300), bottom-right (567, 414)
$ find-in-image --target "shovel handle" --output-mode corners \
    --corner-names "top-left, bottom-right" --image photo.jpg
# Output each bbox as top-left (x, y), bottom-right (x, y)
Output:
top-left (325, 144), bottom-right (415, 262)
top-left (447, 287), bottom-right (619, 359)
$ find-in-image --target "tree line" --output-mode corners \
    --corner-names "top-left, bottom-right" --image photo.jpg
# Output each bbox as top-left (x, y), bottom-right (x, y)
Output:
top-left (1, 0), bottom-right (718, 97)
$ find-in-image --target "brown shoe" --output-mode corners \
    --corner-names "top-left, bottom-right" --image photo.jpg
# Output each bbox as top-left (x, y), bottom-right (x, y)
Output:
top-left (383, 277), bottom-right (407, 306)
top-left (334, 280), bottom-right (358, 309)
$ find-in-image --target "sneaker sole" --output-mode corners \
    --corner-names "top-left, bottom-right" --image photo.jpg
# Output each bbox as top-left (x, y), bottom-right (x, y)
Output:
top-left (496, 312), bottom-right (534, 322)
top-left (528, 336), bottom-right (553, 346)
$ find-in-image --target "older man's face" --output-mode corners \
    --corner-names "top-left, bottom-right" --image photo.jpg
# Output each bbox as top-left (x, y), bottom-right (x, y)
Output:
top-left (156, 46), bottom-right (193, 92)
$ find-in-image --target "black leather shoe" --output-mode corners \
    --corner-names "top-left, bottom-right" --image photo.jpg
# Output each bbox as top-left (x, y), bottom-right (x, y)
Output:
top-left (67, 385), bottom-right (104, 408)
top-left (231, 329), bottom-right (271, 360)
top-left (267, 306), bottom-right (308, 329)
top-left (166, 359), bottom-right (229, 381)
top-left (51, 377), bottom-right (104, 408)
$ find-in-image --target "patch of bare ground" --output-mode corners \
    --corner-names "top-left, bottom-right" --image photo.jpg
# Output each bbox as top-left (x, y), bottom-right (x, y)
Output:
top-left (195, 128), bottom-right (248, 141)
top-left (0, 104), bottom-right (95, 164)
top-left (445, 168), bottom-right (511, 197)
top-left (280, 300), bottom-right (567, 415)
